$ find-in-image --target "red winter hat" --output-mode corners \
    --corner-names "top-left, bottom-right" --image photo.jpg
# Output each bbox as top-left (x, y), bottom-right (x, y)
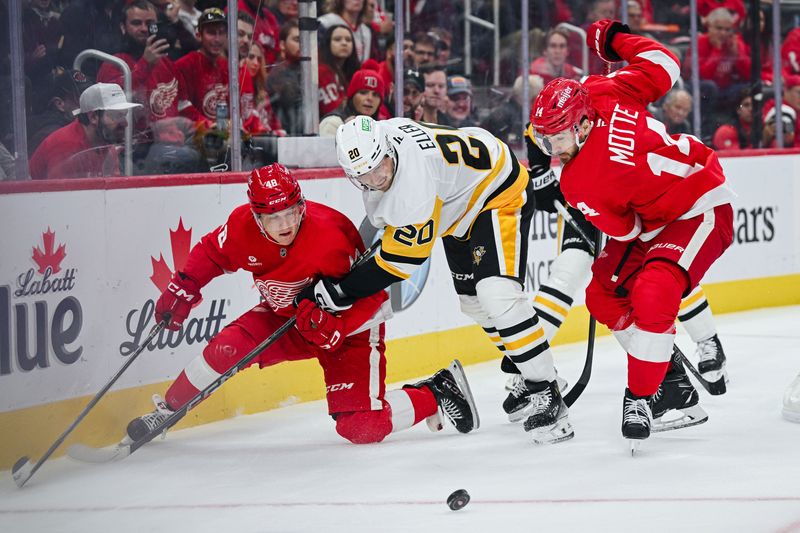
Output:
top-left (348, 69), bottom-right (385, 101)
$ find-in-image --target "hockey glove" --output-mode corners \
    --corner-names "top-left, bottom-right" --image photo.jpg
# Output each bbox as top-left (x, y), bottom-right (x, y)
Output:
top-left (295, 299), bottom-right (346, 351)
top-left (155, 271), bottom-right (201, 330)
top-left (530, 170), bottom-right (565, 214)
top-left (294, 277), bottom-right (355, 312)
top-left (587, 19), bottom-right (630, 63)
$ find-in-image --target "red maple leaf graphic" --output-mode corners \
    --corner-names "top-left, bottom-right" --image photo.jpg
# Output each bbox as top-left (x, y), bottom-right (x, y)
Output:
top-left (32, 228), bottom-right (67, 274)
top-left (150, 218), bottom-right (202, 307)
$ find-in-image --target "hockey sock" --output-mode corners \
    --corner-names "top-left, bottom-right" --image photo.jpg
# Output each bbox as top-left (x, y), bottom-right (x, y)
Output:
top-left (165, 370), bottom-right (200, 410)
top-left (387, 387), bottom-right (437, 431)
top-left (677, 287), bottom-right (717, 343)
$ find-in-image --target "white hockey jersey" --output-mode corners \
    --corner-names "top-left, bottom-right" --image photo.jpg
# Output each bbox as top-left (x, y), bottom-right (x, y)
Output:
top-left (365, 118), bottom-right (528, 281)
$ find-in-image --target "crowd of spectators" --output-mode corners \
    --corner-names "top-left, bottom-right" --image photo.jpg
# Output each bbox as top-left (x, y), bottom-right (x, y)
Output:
top-left (2, 0), bottom-right (800, 180)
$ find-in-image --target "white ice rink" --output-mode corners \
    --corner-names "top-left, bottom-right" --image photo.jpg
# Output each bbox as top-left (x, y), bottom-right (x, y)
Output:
top-left (2, 306), bottom-right (799, 533)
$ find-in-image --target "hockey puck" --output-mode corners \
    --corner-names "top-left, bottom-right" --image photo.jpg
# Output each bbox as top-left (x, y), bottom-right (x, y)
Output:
top-left (447, 489), bottom-right (470, 511)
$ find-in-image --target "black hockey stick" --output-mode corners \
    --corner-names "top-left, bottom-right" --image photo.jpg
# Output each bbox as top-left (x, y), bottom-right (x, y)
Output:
top-left (672, 344), bottom-right (726, 395)
top-left (12, 320), bottom-right (167, 488)
top-left (563, 228), bottom-right (603, 407)
top-left (69, 240), bottom-right (383, 463)
top-left (553, 200), bottom-right (595, 255)
top-left (68, 316), bottom-right (299, 463)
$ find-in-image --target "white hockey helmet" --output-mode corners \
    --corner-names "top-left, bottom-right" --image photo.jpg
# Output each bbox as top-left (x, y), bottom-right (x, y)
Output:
top-left (335, 116), bottom-right (396, 190)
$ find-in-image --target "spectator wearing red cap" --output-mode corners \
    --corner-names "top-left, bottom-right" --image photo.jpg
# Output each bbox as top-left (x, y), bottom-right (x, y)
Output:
top-left (712, 87), bottom-right (753, 150)
top-left (319, 68), bottom-right (384, 136)
top-left (29, 83), bottom-right (142, 180)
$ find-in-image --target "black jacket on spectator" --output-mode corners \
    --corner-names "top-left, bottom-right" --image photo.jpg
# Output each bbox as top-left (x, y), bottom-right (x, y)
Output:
top-left (59, 0), bottom-right (122, 78)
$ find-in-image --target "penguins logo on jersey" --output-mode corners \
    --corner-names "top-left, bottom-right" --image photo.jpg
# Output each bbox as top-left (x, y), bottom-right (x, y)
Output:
top-left (472, 246), bottom-right (486, 266)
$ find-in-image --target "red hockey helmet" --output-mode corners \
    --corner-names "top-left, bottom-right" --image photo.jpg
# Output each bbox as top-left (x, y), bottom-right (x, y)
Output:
top-left (248, 164), bottom-right (304, 214)
top-left (530, 78), bottom-right (594, 156)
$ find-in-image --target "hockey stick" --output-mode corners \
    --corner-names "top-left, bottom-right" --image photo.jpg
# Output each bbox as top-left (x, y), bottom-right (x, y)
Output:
top-left (69, 316), bottom-right (299, 463)
top-left (563, 228), bottom-right (603, 407)
top-left (12, 320), bottom-right (167, 488)
top-left (553, 200), bottom-right (595, 255)
top-left (69, 240), bottom-right (383, 463)
top-left (672, 344), bottom-right (726, 395)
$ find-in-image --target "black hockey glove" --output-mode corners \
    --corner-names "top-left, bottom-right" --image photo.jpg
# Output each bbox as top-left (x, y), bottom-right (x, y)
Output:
top-left (530, 170), bottom-right (566, 214)
top-left (294, 277), bottom-right (355, 312)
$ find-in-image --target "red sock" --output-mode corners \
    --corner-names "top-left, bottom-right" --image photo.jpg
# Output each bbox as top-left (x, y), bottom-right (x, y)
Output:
top-left (627, 355), bottom-right (669, 397)
top-left (165, 371), bottom-right (200, 410)
top-left (404, 386), bottom-right (438, 423)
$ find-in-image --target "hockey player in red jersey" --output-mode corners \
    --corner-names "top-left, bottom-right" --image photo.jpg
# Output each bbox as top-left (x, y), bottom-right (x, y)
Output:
top-left (126, 164), bottom-right (478, 446)
top-left (530, 20), bottom-right (735, 447)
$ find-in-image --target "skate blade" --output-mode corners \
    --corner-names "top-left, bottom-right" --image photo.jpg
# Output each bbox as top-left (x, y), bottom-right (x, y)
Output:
top-left (629, 439), bottom-right (643, 456)
top-left (530, 419), bottom-right (574, 445)
top-left (782, 408), bottom-right (800, 423)
top-left (448, 359), bottom-right (480, 431)
top-left (652, 405), bottom-right (709, 432)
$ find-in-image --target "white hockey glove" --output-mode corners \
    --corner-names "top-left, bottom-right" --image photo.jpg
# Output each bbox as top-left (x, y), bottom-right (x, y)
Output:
top-left (296, 278), bottom-right (355, 313)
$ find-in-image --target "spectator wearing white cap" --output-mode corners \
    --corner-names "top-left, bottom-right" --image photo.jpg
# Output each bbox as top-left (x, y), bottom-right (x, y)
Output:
top-left (29, 83), bottom-right (141, 180)
top-left (445, 75), bottom-right (479, 128)
top-left (762, 104), bottom-right (796, 149)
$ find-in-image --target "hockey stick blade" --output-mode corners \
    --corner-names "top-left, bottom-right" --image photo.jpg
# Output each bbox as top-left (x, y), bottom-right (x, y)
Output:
top-left (11, 321), bottom-right (166, 487)
top-left (12, 457), bottom-right (34, 488)
top-left (673, 346), bottom-right (726, 395)
top-left (67, 443), bottom-right (131, 464)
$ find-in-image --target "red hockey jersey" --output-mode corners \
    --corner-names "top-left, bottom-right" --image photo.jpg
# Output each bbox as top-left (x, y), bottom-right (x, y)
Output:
top-left (181, 201), bottom-right (388, 335)
top-left (559, 33), bottom-right (736, 242)
top-left (174, 50), bottom-right (228, 122)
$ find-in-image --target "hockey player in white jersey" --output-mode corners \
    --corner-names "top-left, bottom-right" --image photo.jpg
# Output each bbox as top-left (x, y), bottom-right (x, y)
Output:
top-left (299, 116), bottom-right (573, 444)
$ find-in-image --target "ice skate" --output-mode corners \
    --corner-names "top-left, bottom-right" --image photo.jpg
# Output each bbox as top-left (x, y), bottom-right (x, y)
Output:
top-left (622, 388), bottom-right (652, 455)
top-left (652, 352), bottom-right (708, 432)
top-left (126, 394), bottom-right (174, 442)
top-left (695, 334), bottom-right (728, 395)
top-left (504, 370), bottom-right (568, 422)
top-left (505, 369), bottom-right (568, 394)
top-left (521, 380), bottom-right (574, 444)
top-left (411, 360), bottom-right (479, 433)
top-left (783, 373), bottom-right (800, 423)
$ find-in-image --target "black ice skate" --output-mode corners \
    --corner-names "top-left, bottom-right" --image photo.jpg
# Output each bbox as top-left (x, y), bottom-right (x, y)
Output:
top-left (652, 351), bottom-right (708, 432)
top-left (126, 394), bottom-right (174, 442)
top-left (409, 360), bottom-right (479, 434)
top-left (622, 388), bottom-right (652, 454)
top-left (521, 380), bottom-right (574, 444)
top-left (501, 356), bottom-right (568, 393)
top-left (695, 334), bottom-right (728, 395)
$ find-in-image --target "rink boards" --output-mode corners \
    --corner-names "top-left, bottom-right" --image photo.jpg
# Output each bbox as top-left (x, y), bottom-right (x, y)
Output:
top-left (1, 151), bottom-right (799, 468)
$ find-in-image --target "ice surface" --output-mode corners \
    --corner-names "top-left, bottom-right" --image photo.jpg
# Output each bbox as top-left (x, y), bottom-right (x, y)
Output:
top-left (2, 306), bottom-right (799, 533)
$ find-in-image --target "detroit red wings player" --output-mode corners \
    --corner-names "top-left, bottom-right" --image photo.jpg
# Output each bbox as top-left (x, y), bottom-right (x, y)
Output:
top-left (125, 164), bottom-right (478, 448)
top-left (530, 20), bottom-right (735, 449)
